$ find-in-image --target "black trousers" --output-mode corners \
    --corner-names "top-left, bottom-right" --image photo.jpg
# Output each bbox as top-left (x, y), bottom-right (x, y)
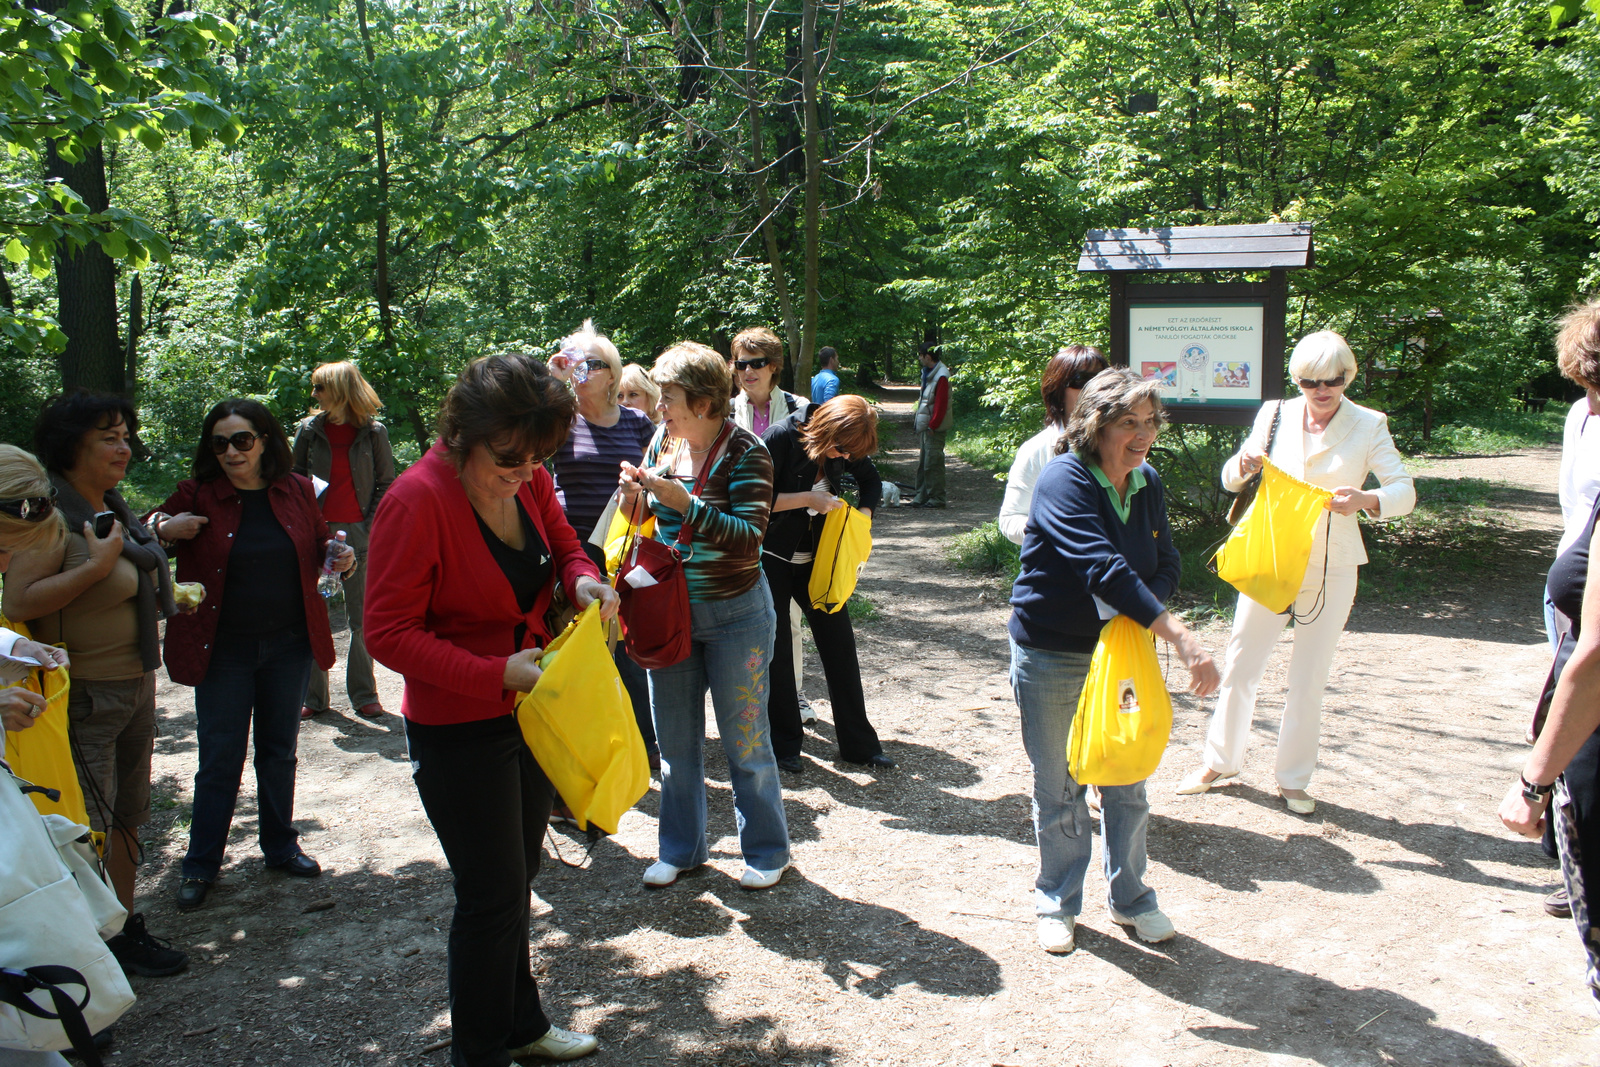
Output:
top-left (406, 715), bottom-right (553, 1067)
top-left (762, 553), bottom-right (882, 763)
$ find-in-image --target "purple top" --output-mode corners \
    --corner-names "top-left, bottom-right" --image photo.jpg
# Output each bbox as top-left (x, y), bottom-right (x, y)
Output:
top-left (551, 405), bottom-right (657, 539)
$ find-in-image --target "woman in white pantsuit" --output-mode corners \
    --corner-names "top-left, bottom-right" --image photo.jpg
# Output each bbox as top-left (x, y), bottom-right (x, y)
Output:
top-left (1177, 331), bottom-right (1415, 814)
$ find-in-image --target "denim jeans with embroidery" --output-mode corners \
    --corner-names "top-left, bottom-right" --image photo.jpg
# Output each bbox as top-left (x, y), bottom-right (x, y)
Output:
top-left (648, 577), bottom-right (790, 871)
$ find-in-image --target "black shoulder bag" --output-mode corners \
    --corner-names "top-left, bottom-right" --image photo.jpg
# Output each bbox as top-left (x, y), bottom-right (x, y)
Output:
top-left (1224, 401), bottom-right (1283, 526)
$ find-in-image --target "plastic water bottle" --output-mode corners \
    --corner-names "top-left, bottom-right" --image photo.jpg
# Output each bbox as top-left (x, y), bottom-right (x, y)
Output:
top-left (318, 530), bottom-right (347, 599)
top-left (556, 345), bottom-right (590, 384)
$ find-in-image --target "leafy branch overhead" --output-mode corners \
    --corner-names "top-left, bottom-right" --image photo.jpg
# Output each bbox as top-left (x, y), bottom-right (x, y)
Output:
top-left (0, 0), bottom-right (239, 348)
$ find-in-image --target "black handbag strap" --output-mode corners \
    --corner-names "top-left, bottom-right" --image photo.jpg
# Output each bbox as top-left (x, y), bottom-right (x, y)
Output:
top-left (0, 965), bottom-right (104, 1067)
top-left (618, 420), bottom-right (734, 577)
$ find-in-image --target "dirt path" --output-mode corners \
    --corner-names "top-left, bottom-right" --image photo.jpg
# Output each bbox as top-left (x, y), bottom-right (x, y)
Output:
top-left (111, 436), bottom-right (1598, 1067)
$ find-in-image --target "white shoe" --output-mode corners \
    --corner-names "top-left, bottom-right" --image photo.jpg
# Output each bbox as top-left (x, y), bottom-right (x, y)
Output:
top-left (1108, 906), bottom-right (1176, 943)
top-left (642, 860), bottom-right (688, 887)
top-left (1281, 790), bottom-right (1315, 815)
top-left (1175, 767), bottom-right (1238, 795)
top-left (798, 693), bottom-right (817, 725)
top-left (739, 862), bottom-right (789, 890)
top-left (1085, 785), bottom-right (1102, 815)
top-left (1037, 915), bottom-right (1076, 954)
top-left (509, 1025), bottom-right (598, 1061)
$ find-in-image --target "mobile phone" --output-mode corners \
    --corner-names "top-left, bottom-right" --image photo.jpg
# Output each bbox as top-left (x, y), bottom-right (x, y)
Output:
top-left (92, 511), bottom-right (116, 538)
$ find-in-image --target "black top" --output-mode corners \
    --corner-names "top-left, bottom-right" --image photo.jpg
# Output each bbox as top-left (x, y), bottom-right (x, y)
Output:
top-left (219, 487), bottom-right (305, 635)
top-left (475, 498), bottom-right (551, 649)
top-left (1551, 493), bottom-right (1600, 630)
top-left (760, 408), bottom-right (884, 561)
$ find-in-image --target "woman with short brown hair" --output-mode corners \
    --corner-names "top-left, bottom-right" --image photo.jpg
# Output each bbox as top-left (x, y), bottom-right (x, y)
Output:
top-left (761, 395), bottom-right (892, 772)
top-left (365, 352), bottom-right (615, 1065)
top-left (1000, 346), bottom-right (1109, 545)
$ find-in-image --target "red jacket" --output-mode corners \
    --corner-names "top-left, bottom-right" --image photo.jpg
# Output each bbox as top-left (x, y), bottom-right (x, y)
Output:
top-left (363, 442), bottom-right (601, 726)
top-left (156, 475), bottom-right (337, 687)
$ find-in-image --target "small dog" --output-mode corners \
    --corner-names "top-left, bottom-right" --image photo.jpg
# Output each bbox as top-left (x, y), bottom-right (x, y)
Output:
top-left (880, 482), bottom-right (905, 507)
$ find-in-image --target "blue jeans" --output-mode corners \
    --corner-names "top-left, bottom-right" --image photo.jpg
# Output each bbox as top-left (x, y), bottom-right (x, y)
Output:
top-left (1010, 636), bottom-right (1157, 919)
top-left (648, 578), bottom-right (790, 871)
top-left (183, 627), bottom-right (313, 881)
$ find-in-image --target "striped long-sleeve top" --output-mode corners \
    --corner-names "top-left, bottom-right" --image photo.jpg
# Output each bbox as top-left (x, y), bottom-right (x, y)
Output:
top-left (643, 421), bottom-right (773, 603)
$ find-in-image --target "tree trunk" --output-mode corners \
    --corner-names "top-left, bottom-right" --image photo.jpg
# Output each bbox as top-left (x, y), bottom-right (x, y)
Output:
top-left (46, 141), bottom-right (124, 394)
top-left (797, 0), bottom-right (821, 392)
top-left (124, 272), bottom-right (142, 396)
top-left (744, 0), bottom-right (799, 362)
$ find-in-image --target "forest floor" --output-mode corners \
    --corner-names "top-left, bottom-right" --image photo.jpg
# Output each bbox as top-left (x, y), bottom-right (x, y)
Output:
top-left (106, 395), bottom-right (1599, 1067)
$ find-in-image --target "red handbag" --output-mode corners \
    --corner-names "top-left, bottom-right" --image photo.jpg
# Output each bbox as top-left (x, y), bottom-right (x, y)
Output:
top-left (616, 423), bottom-right (731, 670)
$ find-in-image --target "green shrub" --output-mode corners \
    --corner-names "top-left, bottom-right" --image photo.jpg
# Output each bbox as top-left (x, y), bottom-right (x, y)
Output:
top-left (948, 520), bottom-right (1022, 586)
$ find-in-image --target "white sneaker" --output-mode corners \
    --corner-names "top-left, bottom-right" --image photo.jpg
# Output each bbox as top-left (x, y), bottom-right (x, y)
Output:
top-left (1109, 906), bottom-right (1175, 943)
top-left (739, 862), bottom-right (789, 890)
top-left (1037, 915), bottom-right (1076, 954)
top-left (642, 861), bottom-right (688, 888)
top-left (798, 693), bottom-right (817, 725)
top-left (509, 1025), bottom-right (598, 1061)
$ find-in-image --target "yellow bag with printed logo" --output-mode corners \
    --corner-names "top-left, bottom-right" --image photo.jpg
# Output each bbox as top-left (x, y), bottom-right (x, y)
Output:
top-left (0, 617), bottom-right (86, 825)
top-left (808, 504), bottom-right (872, 614)
top-left (1066, 615), bottom-right (1173, 787)
top-left (1211, 458), bottom-right (1333, 614)
top-left (602, 506), bottom-right (654, 576)
top-left (514, 603), bottom-right (648, 835)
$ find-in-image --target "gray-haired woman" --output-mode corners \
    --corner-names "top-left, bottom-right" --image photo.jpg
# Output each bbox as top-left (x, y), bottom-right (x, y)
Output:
top-left (1009, 368), bottom-right (1218, 955)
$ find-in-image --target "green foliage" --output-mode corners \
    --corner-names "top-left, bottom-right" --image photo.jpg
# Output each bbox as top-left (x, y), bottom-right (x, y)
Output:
top-left (0, 0), bottom-right (239, 350)
top-left (948, 520), bottom-right (1022, 587)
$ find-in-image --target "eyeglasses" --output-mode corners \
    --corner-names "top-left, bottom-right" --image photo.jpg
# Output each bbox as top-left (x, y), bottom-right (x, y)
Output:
top-left (209, 431), bottom-right (263, 455)
top-left (1066, 371), bottom-right (1100, 390)
top-left (311, 383), bottom-right (326, 393)
top-left (0, 487), bottom-right (57, 523)
top-left (1297, 375), bottom-right (1347, 390)
top-left (489, 446), bottom-right (553, 469)
top-left (733, 357), bottom-right (772, 372)
top-left (581, 359), bottom-right (608, 373)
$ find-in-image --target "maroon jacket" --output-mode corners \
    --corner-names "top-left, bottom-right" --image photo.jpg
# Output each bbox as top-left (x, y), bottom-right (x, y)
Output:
top-left (155, 474), bottom-right (337, 686)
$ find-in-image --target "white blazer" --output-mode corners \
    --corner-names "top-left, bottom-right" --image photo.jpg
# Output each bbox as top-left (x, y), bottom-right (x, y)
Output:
top-left (1222, 396), bottom-right (1415, 568)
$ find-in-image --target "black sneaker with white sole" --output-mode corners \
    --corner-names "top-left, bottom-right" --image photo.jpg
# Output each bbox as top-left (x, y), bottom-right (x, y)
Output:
top-left (107, 912), bottom-right (188, 976)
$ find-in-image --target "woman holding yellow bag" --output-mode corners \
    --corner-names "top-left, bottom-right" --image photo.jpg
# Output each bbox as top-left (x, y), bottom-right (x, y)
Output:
top-left (761, 395), bottom-right (891, 772)
top-left (1177, 331), bottom-right (1414, 814)
top-left (0, 445), bottom-right (73, 734)
top-left (1009, 369), bottom-right (1218, 955)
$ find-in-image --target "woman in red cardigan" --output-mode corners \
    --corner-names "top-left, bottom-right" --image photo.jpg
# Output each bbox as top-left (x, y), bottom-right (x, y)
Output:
top-left (364, 354), bottom-right (618, 1066)
top-left (149, 399), bottom-right (353, 912)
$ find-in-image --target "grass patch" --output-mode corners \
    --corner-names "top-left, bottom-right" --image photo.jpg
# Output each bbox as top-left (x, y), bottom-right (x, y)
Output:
top-left (947, 410), bottom-right (1028, 478)
top-left (1395, 408), bottom-right (1565, 456)
top-left (846, 592), bottom-right (881, 623)
top-left (948, 520), bottom-right (1022, 586)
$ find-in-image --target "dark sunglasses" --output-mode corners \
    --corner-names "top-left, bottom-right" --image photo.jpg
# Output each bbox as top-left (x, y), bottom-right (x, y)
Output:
top-left (733, 357), bottom-right (772, 372)
top-left (209, 431), bottom-right (263, 455)
top-left (1066, 371), bottom-right (1100, 390)
top-left (311, 382), bottom-right (326, 393)
top-left (0, 487), bottom-right (57, 522)
top-left (1297, 374), bottom-right (1346, 390)
top-left (582, 359), bottom-right (608, 373)
top-left (489, 446), bottom-right (554, 469)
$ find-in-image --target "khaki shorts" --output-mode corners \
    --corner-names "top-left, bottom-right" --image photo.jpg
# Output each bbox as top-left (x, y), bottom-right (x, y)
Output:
top-left (66, 673), bottom-right (157, 834)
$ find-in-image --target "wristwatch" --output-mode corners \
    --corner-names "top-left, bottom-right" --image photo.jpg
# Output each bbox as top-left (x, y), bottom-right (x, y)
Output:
top-left (1521, 774), bottom-right (1555, 803)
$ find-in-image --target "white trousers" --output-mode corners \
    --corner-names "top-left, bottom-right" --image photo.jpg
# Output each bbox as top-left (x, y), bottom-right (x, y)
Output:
top-left (791, 601), bottom-right (805, 686)
top-left (1202, 564), bottom-right (1360, 791)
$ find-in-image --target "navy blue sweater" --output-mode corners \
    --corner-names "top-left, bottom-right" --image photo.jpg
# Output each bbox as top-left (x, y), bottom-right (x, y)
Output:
top-left (1008, 452), bottom-right (1181, 653)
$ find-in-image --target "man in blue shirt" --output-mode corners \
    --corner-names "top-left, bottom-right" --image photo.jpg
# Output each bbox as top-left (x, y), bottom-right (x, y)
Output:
top-left (811, 347), bottom-right (842, 405)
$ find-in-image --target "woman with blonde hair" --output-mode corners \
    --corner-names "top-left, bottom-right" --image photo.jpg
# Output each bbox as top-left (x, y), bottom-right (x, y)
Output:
top-left (291, 361), bottom-right (396, 720)
top-left (0, 444), bottom-right (73, 734)
top-left (618, 341), bottom-right (790, 891)
top-left (761, 395), bottom-right (892, 771)
top-left (619, 363), bottom-right (662, 424)
top-left (1177, 330), bottom-right (1415, 814)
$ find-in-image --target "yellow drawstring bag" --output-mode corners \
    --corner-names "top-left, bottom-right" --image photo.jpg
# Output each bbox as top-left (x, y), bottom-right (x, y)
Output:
top-left (602, 504), bottom-right (654, 576)
top-left (514, 603), bottom-right (649, 835)
top-left (1067, 615), bottom-right (1173, 786)
top-left (0, 617), bottom-right (87, 826)
top-left (1211, 458), bottom-right (1333, 614)
top-left (808, 504), bottom-right (872, 614)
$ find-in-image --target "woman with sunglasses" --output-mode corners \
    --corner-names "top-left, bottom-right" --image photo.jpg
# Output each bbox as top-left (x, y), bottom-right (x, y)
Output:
top-left (761, 395), bottom-right (893, 773)
top-left (1000, 345), bottom-right (1110, 545)
top-left (291, 361), bottom-right (396, 721)
top-left (364, 354), bottom-right (617, 1065)
top-left (3, 391), bottom-right (189, 976)
top-left (1176, 331), bottom-right (1414, 814)
top-left (546, 321), bottom-right (659, 768)
top-left (150, 399), bottom-right (354, 911)
top-left (729, 326), bottom-right (812, 716)
top-left (0, 445), bottom-right (73, 733)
